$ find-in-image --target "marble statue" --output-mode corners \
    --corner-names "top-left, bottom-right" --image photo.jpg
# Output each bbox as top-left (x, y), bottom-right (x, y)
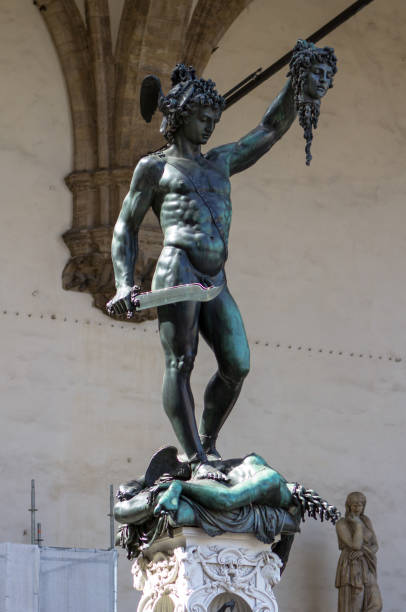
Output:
top-left (335, 492), bottom-right (382, 612)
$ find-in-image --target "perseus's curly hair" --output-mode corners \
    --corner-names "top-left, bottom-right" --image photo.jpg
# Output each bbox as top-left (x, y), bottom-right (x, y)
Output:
top-left (288, 40), bottom-right (337, 165)
top-left (158, 64), bottom-right (225, 143)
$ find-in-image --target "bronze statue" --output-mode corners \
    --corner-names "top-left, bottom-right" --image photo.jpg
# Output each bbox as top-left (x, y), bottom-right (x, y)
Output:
top-left (114, 447), bottom-right (340, 565)
top-left (288, 40), bottom-right (337, 165)
top-left (335, 492), bottom-right (382, 612)
top-left (107, 41), bottom-right (337, 479)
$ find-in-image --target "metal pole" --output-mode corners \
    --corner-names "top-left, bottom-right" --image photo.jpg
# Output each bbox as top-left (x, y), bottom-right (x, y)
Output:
top-left (29, 479), bottom-right (37, 545)
top-left (36, 522), bottom-right (43, 547)
top-left (109, 484), bottom-right (115, 549)
top-left (224, 0), bottom-right (376, 108)
top-left (222, 67), bottom-right (262, 99)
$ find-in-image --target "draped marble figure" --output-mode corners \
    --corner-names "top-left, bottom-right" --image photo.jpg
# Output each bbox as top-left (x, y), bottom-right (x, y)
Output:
top-left (335, 492), bottom-right (382, 612)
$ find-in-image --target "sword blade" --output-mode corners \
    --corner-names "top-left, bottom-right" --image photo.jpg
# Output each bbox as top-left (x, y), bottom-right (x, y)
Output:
top-left (133, 283), bottom-right (224, 311)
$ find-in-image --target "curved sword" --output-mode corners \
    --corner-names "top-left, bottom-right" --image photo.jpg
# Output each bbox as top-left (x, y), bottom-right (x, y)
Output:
top-left (131, 282), bottom-right (224, 311)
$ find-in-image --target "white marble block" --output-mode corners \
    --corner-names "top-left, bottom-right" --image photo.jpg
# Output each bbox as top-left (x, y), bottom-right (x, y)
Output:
top-left (131, 527), bottom-right (282, 612)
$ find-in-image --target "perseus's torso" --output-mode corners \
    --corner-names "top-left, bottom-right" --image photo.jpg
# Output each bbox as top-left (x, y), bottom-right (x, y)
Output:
top-left (153, 154), bottom-right (231, 276)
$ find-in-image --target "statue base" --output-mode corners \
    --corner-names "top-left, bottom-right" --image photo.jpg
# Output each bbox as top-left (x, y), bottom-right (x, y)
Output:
top-left (131, 526), bottom-right (282, 612)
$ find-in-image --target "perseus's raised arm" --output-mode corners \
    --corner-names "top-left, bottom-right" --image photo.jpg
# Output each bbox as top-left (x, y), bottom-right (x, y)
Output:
top-left (208, 79), bottom-right (296, 175)
top-left (111, 157), bottom-right (158, 293)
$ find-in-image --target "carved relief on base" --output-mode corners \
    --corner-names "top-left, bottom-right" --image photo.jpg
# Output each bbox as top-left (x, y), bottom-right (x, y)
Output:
top-left (132, 538), bottom-right (282, 612)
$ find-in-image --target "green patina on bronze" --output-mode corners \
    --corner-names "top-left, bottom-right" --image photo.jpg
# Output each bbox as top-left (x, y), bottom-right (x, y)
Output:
top-left (109, 42), bottom-right (339, 571)
top-left (107, 41), bottom-right (337, 476)
top-left (114, 448), bottom-right (340, 565)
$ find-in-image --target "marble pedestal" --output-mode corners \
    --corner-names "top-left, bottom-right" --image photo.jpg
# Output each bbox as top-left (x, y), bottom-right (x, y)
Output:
top-left (131, 527), bottom-right (282, 611)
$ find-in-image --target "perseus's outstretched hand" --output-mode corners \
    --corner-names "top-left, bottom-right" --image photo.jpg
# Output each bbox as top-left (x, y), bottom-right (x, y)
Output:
top-left (288, 39), bottom-right (337, 165)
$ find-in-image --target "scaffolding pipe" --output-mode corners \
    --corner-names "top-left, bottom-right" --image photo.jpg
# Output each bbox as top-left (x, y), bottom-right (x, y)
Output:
top-left (29, 479), bottom-right (37, 545)
top-left (109, 484), bottom-right (115, 549)
top-left (37, 522), bottom-right (43, 547)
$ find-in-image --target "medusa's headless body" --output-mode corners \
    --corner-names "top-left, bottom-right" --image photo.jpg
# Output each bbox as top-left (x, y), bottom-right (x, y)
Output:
top-left (114, 453), bottom-right (299, 534)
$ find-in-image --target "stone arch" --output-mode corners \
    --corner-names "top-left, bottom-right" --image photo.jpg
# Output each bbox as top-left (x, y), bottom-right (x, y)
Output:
top-left (184, 0), bottom-right (254, 76)
top-left (34, 0), bottom-right (254, 317)
top-left (36, 0), bottom-right (97, 171)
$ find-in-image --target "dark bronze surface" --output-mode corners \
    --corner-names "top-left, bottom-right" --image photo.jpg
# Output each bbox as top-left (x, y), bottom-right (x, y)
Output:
top-left (114, 450), bottom-right (340, 565)
top-left (288, 40), bottom-right (337, 164)
top-left (108, 53), bottom-right (334, 470)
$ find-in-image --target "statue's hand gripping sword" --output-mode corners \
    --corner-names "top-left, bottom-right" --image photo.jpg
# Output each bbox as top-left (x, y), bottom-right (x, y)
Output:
top-left (107, 282), bottom-right (224, 318)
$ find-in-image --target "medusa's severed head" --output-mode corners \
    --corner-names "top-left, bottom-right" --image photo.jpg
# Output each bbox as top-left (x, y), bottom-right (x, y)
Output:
top-left (140, 64), bottom-right (225, 144)
top-left (288, 40), bottom-right (337, 165)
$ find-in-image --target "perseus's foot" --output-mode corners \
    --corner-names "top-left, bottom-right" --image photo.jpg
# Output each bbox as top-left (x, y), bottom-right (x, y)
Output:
top-left (192, 462), bottom-right (228, 481)
top-left (206, 448), bottom-right (222, 462)
top-left (153, 481), bottom-right (182, 516)
top-left (200, 435), bottom-right (223, 461)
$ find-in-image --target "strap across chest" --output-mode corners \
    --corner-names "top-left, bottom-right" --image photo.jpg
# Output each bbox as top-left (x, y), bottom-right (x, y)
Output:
top-left (155, 153), bottom-right (228, 261)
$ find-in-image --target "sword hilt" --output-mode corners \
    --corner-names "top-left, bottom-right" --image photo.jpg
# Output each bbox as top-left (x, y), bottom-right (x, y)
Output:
top-left (129, 285), bottom-right (141, 315)
top-left (119, 285), bottom-right (141, 318)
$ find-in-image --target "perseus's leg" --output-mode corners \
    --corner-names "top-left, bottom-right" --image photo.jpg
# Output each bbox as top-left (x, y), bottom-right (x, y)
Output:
top-left (158, 300), bottom-right (207, 462)
top-left (198, 287), bottom-right (250, 456)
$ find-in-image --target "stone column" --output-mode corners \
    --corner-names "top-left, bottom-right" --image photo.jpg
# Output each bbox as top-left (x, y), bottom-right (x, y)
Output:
top-left (131, 527), bottom-right (282, 612)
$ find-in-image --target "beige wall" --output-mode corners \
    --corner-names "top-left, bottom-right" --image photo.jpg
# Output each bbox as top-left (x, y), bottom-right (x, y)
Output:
top-left (1, 1), bottom-right (405, 610)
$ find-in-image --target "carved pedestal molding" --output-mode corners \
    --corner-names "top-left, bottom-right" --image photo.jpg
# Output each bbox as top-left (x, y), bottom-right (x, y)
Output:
top-left (132, 528), bottom-right (282, 612)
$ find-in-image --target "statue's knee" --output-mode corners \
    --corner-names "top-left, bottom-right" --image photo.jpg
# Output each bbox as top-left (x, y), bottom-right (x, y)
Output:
top-left (221, 354), bottom-right (250, 386)
top-left (238, 359), bottom-right (250, 381)
top-left (218, 490), bottom-right (233, 510)
top-left (166, 352), bottom-right (195, 375)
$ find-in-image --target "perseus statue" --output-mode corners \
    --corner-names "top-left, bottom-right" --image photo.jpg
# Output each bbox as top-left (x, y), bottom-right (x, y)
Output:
top-left (107, 41), bottom-right (337, 479)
